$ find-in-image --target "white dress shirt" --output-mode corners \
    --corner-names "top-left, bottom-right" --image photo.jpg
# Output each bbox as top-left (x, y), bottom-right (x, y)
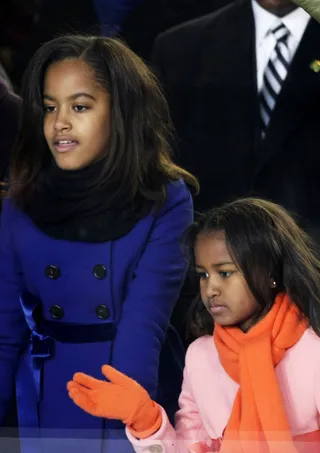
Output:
top-left (252, 0), bottom-right (311, 91)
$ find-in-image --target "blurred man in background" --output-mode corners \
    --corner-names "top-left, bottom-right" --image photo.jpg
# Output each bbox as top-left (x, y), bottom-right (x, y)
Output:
top-left (152, 0), bottom-right (320, 243)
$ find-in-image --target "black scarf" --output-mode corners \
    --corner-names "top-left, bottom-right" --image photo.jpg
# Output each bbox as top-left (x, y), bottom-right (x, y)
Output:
top-left (25, 160), bottom-right (152, 242)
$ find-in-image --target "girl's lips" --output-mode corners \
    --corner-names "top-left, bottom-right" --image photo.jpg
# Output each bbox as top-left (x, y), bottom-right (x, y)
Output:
top-left (54, 141), bottom-right (78, 153)
top-left (210, 304), bottom-right (227, 314)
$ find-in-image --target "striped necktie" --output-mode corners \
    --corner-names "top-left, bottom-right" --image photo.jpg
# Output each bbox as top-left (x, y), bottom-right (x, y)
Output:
top-left (260, 22), bottom-right (290, 135)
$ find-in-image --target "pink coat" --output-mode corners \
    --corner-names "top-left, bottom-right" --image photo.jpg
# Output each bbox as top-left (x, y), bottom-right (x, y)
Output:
top-left (127, 328), bottom-right (320, 453)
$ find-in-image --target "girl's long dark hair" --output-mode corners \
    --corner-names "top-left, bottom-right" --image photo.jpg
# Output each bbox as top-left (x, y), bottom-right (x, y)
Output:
top-left (185, 198), bottom-right (320, 339)
top-left (8, 35), bottom-right (198, 208)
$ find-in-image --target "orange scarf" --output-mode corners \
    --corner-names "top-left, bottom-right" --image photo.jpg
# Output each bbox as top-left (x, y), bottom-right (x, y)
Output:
top-left (214, 293), bottom-right (308, 453)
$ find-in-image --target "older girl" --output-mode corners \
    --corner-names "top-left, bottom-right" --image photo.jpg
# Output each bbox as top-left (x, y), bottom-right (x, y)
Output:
top-left (0, 35), bottom-right (197, 452)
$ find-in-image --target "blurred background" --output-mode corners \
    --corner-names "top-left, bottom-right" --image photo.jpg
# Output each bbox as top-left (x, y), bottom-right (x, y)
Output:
top-left (0, 0), bottom-right (232, 91)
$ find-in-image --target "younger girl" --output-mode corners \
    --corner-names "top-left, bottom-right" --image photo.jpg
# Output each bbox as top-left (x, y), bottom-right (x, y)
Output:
top-left (0, 35), bottom-right (198, 452)
top-left (68, 198), bottom-right (320, 453)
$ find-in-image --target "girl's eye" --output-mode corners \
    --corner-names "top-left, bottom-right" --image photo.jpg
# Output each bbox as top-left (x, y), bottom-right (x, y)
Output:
top-left (44, 105), bottom-right (55, 113)
top-left (196, 271), bottom-right (209, 280)
top-left (219, 271), bottom-right (232, 278)
top-left (74, 105), bottom-right (88, 112)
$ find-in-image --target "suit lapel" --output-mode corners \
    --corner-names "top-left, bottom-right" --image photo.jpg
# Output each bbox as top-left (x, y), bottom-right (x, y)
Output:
top-left (255, 18), bottom-right (320, 176)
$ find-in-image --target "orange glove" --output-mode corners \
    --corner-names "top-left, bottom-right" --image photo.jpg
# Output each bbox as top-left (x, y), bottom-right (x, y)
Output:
top-left (67, 365), bottom-right (162, 439)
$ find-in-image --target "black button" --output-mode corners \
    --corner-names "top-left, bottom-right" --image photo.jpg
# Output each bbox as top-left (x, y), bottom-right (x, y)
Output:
top-left (50, 305), bottom-right (64, 320)
top-left (96, 305), bottom-right (110, 320)
top-left (45, 265), bottom-right (61, 280)
top-left (93, 265), bottom-right (107, 280)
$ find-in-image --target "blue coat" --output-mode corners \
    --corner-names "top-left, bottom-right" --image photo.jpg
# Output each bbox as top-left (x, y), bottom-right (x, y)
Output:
top-left (0, 180), bottom-right (193, 453)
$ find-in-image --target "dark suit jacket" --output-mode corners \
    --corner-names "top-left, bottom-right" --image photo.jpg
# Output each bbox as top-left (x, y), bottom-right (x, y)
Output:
top-left (152, 0), bottom-right (320, 237)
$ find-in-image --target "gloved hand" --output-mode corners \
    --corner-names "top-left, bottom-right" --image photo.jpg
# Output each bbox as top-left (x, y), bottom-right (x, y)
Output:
top-left (292, 0), bottom-right (320, 23)
top-left (67, 365), bottom-right (162, 438)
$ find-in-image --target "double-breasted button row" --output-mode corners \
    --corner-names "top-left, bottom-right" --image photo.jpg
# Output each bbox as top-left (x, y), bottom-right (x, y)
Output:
top-left (96, 305), bottom-right (110, 319)
top-left (45, 265), bottom-right (61, 280)
top-left (93, 265), bottom-right (107, 280)
top-left (48, 304), bottom-right (110, 320)
top-left (45, 265), bottom-right (107, 280)
top-left (50, 305), bottom-right (64, 320)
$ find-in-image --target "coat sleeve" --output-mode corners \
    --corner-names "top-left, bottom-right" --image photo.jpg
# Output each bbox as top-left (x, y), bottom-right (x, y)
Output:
top-left (110, 181), bottom-right (193, 398)
top-left (0, 200), bottom-right (30, 422)
top-left (126, 340), bottom-right (210, 453)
